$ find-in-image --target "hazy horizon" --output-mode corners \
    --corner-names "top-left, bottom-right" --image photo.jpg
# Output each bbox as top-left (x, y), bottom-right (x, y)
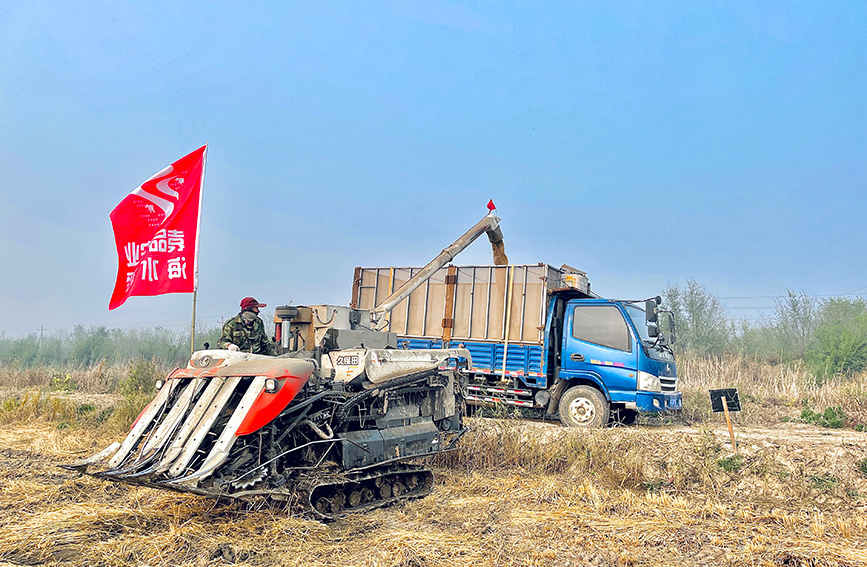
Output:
top-left (2, 2), bottom-right (865, 337)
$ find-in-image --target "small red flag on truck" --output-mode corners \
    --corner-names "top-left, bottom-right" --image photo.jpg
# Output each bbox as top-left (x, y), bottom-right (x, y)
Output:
top-left (108, 146), bottom-right (206, 310)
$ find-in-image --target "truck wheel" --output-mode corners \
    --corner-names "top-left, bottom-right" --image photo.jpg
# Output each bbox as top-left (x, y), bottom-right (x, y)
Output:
top-left (558, 385), bottom-right (609, 428)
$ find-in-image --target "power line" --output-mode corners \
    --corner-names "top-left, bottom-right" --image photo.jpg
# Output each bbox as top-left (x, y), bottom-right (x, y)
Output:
top-left (719, 291), bottom-right (866, 300)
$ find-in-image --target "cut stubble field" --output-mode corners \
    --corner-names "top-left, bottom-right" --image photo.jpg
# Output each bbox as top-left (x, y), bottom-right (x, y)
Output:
top-left (0, 414), bottom-right (865, 567)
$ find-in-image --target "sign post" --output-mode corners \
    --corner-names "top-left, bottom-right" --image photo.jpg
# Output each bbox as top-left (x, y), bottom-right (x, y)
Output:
top-left (709, 388), bottom-right (741, 453)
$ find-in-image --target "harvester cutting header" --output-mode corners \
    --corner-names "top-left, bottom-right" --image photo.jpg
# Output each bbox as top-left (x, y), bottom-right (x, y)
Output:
top-left (68, 206), bottom-right (508, 519)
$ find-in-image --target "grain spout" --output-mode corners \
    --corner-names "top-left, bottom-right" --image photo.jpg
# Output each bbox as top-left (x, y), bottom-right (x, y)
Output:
top-left (491, 240), bottom-right (509, 266)
top-left (485, 223), bottom-right (509, 266)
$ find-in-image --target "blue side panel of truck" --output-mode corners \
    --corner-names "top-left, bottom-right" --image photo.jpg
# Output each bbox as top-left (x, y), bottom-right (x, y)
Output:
top-left (396, 337), bottom-right (546, 389)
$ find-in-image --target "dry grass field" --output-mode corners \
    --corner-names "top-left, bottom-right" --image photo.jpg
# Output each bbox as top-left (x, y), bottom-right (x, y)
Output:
top-left (0, 356), bottom-right (866, 567)
top-left (0, 413), bottom-right (865, 566)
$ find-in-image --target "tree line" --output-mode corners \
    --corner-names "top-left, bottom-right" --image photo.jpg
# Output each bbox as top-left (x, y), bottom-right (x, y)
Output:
top-left (663, 281), bottom-right (867, 379)
top-left (0, 325), bottom-right (223, 367)
top-left (2, 283), bottom-right (866, 381)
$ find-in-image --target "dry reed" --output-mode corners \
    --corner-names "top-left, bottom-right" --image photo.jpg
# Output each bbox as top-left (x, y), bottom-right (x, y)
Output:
top-left (676, 353), bottom-right (867, 427)
top-left (3, 354), bottom-right (865, 428)
top-left (0, 361), bottom-right (172, 394)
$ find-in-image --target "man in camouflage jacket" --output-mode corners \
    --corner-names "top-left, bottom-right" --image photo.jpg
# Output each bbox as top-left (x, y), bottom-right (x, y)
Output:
top-left (219, 297), bottom-right (275, 355)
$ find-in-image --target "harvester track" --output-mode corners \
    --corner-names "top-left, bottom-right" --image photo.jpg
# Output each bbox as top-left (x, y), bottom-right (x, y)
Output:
top-left (67, 461), bottom-right (434, 521)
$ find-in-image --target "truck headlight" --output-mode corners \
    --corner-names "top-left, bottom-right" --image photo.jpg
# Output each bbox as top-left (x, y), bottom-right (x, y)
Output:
top-left (637, 371), bottom-right (661, 392)
top-left (264, 378), bottom-right (280, 394)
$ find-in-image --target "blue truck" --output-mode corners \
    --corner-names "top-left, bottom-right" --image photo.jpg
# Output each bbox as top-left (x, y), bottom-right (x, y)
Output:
top-left (351, 263), bottom-right (681, 427)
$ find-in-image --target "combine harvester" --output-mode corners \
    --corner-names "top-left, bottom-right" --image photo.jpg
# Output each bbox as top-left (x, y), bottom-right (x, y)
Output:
top-left (66, 207), bottom-right (509, 519)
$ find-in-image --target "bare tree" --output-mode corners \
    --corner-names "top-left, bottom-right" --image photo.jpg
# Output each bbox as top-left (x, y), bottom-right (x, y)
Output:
top-left (773, 290), bottom-right (818, 359)
top-left (663, 280), bottom-right (730, 356)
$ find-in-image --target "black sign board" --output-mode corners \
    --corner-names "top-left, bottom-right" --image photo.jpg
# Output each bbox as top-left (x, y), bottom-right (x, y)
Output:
top-left (709, 388), bottom-right (741, 413)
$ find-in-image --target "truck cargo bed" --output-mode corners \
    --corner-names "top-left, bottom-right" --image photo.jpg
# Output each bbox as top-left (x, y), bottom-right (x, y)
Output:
top-left (352, 263), bottom-right (591, 394)
top-left (397, 337), bottom-right (547, 388)
top-left (352, 264), bottom-right (587, 345)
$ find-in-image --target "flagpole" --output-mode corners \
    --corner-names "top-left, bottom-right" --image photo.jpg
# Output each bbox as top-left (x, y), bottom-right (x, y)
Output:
top-left (190, 288), bottom-right (198, 356)
top-left (191, 146), bottom-right (207, 356)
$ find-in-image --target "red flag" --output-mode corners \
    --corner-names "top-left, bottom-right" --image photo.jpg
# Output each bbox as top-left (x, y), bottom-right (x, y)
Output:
top-left (109, 146), bottom-right (206, 310)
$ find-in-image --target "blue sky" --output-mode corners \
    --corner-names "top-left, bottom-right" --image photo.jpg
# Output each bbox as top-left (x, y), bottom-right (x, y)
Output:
top-left (1, 1), bottom-right (865, 336)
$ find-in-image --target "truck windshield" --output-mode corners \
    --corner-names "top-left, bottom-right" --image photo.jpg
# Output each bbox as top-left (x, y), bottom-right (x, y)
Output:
top-left (623, 302), bottom-right (675, 362)
top-left (623, 304), bottom-right (651, 342)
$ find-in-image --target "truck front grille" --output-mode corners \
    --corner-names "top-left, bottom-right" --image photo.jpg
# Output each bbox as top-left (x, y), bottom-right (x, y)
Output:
top-left (660, 376), bottom-right (678, 391)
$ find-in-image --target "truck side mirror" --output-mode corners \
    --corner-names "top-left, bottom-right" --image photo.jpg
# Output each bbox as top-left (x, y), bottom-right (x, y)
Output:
top-left (645, 298), bottom-right (659, 323)
top-left (665, 311), bottom-right (677, 344)
top-left (648, 322), bottom-right (659, 338)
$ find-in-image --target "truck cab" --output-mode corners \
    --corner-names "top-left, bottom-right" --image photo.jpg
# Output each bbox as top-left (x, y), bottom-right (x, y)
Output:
top-left (551, 295), bottom-right (681, 427)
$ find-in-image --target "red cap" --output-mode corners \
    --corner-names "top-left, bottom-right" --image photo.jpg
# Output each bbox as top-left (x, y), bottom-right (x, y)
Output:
top-left (486, 199), bottom-right (496, 211)
top-left (240, 297), bottom-right (267, 310)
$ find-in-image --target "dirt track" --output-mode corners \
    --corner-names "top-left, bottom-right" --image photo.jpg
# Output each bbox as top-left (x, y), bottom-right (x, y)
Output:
top-left (675, 421), bottom-right (864, 444)
top-left (507, 415), bottom-right (867, 452)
